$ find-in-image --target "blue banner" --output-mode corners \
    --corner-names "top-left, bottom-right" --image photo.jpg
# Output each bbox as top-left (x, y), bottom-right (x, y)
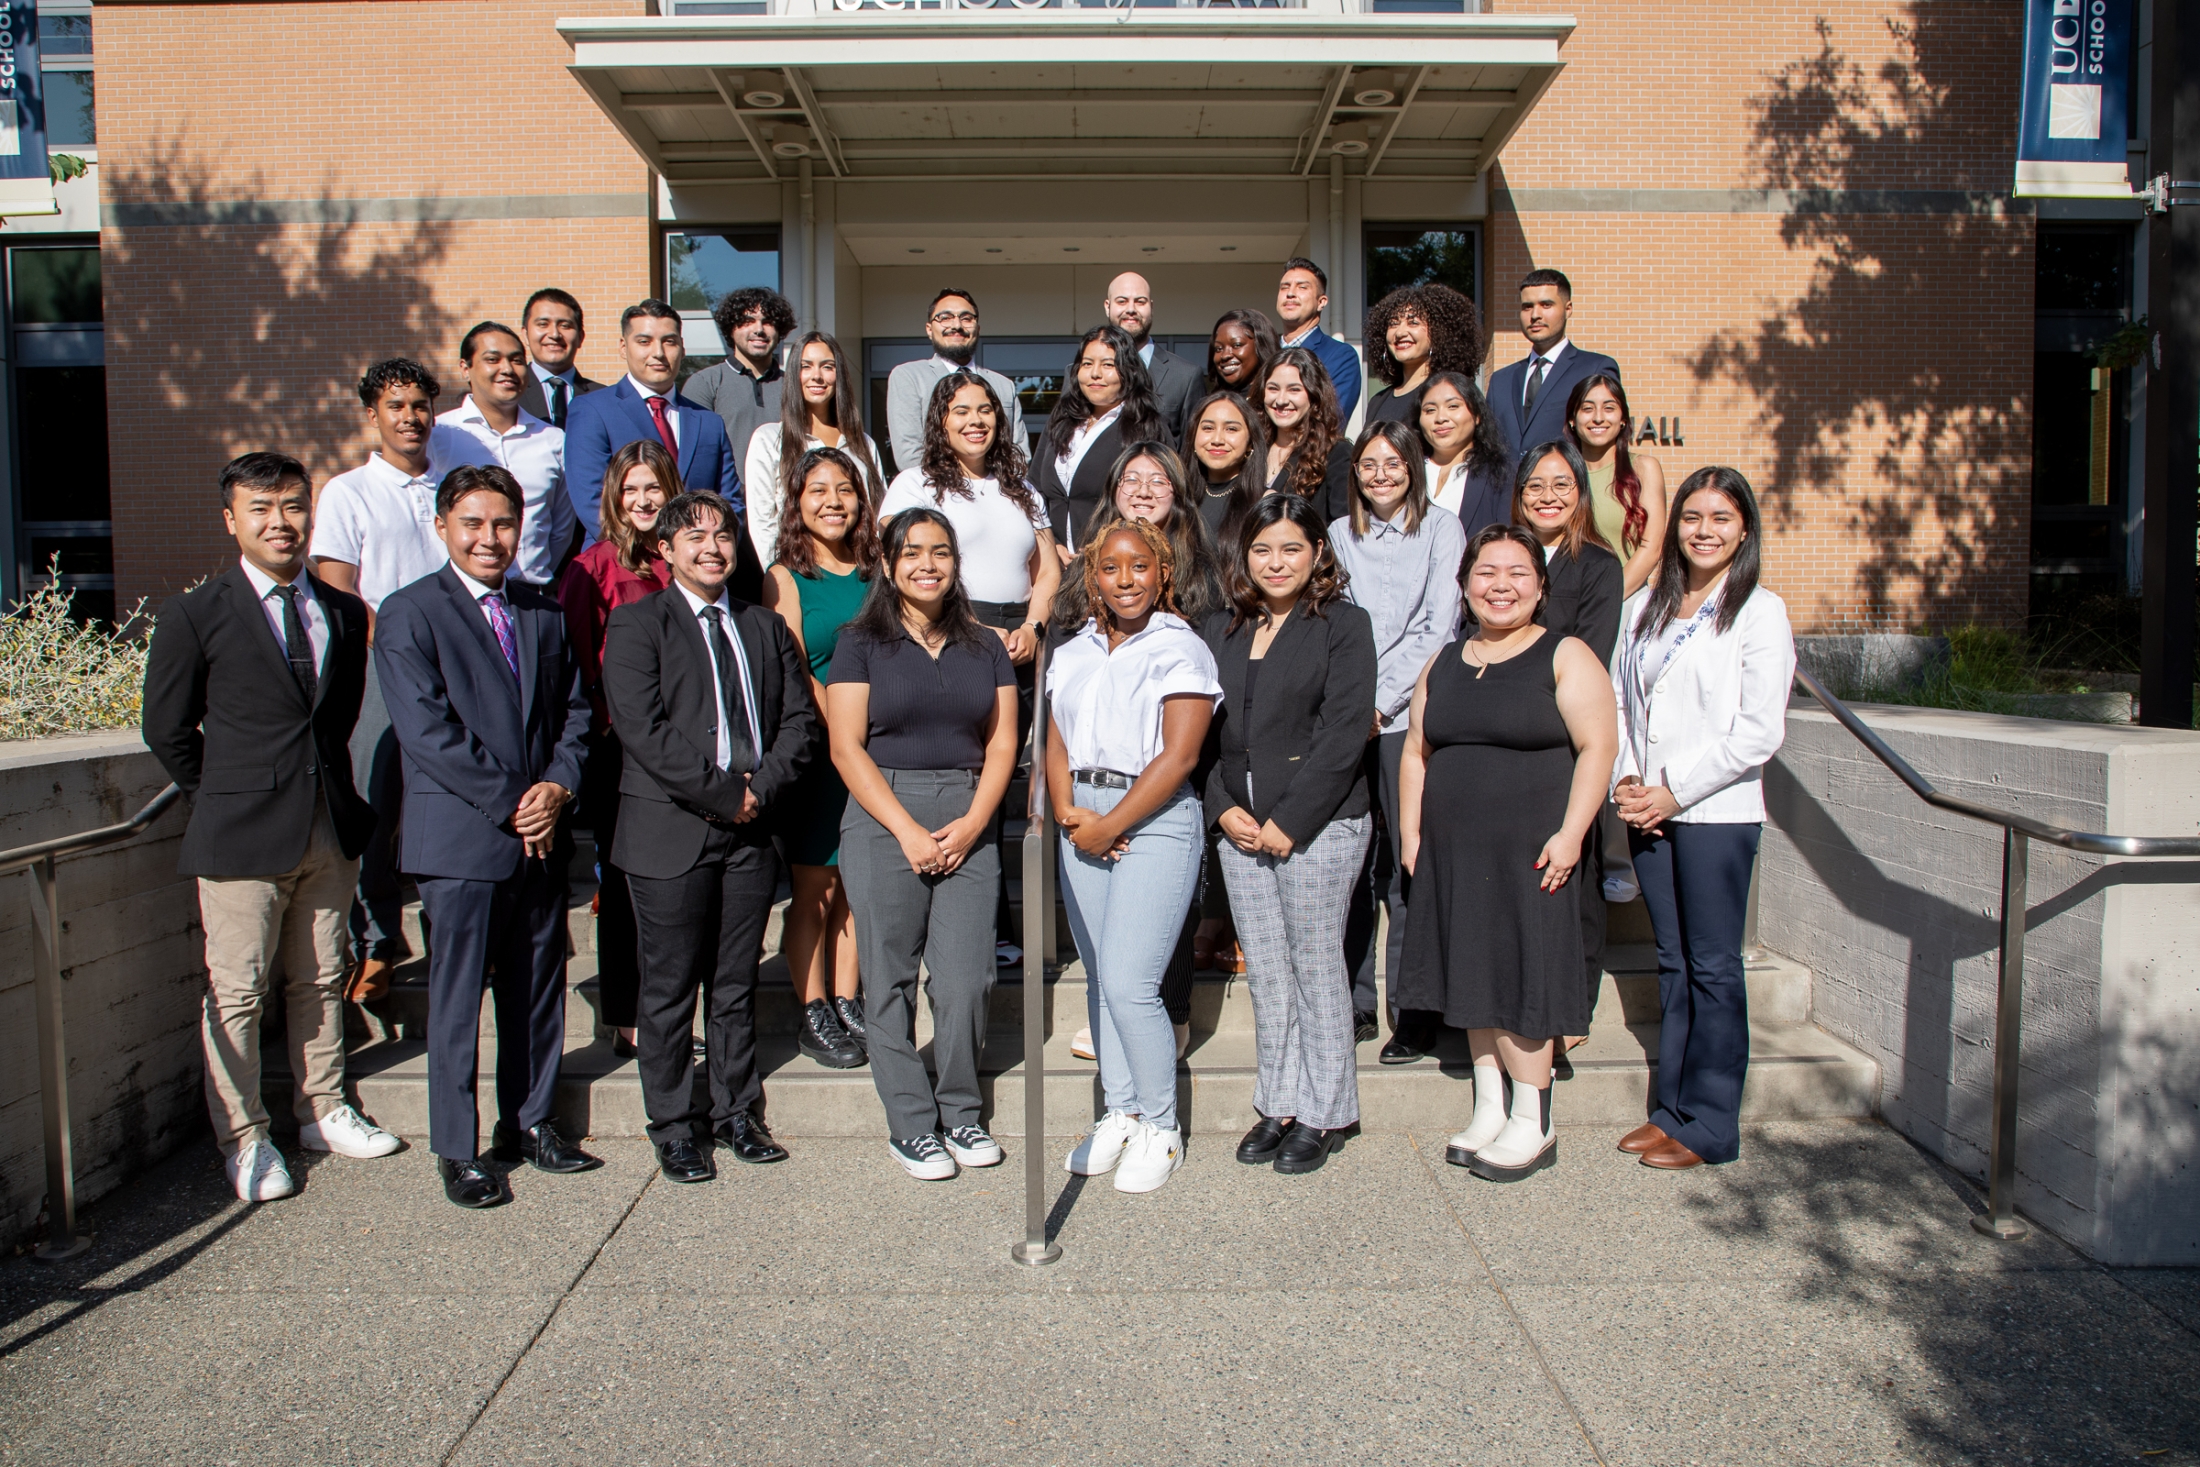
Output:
top-left (2014, 0), bottom-right (2133, 198)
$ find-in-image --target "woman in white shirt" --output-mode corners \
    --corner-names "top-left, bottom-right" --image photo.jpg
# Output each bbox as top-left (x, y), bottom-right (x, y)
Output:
top-left (1611, 466), bottom-right (1795, 1171)
top-left (745, 330), bottom-right (886, 564)
top-left (1047, 520), bottom-right (1220, 1194)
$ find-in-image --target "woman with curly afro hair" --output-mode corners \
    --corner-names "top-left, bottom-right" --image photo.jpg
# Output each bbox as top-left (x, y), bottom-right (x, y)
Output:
top-left (1363, 283), bottom-right (1484, 427)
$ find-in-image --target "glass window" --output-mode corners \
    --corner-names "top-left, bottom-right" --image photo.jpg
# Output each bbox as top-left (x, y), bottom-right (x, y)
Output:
top-left (665, 229), bottom-right (780, 315)
top-left (39, 14), bottom-right (92, 55)
top-left (42, 69), bottom-right (95, 148)
top-left (12, 248), bottom-right (100, 324)
top-left (2036, 228), bottom-right (2127, 313)
top-left (1364, 224), bottom-right (1479, 308)
top-left (16, 365), bottom-right (110, 523)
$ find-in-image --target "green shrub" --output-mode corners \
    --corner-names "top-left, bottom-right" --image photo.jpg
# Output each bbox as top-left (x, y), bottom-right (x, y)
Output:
top-left (0, 580), bottom-right (150, 741)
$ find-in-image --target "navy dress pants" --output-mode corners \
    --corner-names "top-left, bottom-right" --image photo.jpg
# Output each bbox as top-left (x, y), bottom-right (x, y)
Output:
top-left (1631, 821), bottom-right (1761, 1164)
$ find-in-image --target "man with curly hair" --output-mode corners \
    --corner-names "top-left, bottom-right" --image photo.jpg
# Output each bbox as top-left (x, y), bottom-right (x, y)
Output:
top-left (1486, 268), bottom-right (1622, 469)
top-left (682, 286), bottom-right (798, 469)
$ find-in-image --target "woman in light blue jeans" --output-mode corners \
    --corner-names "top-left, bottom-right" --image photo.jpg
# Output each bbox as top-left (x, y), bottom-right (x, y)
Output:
top-left (1046, 520), bottom-right (1220, 1194)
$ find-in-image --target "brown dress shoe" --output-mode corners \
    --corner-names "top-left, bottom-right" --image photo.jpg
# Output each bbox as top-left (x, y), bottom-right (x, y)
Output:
top-left (1639, 1136), bottom-right (1705, 1170)
top-left (347, 956), bottom-right (395, 1004)
top-left (1617, 1122), bottom-right (1670, 1155)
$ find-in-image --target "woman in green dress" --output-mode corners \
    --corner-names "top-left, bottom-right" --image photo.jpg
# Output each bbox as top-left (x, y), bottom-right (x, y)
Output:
top-left (763, 446), bottom-right (881, 1069)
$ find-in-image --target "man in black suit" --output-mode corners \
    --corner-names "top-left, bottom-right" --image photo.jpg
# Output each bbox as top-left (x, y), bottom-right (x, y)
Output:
top-left (601, 490), bottom-right (818, 1184)
top-left (143, 452), bottom-right (400, 1206)
top-left (517, 287), bottom-right (603, 429)
top-left (1485, 268), bottom-right (1623, 468)
top-left (375, 464), bottom-right (596, 1208)
top-left (1103, 270), bottom-right (1201, 438)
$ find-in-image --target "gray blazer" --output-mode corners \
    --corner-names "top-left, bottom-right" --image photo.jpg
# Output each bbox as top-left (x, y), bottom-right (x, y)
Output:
top-left (885, 357), bottom-right (1027, 473)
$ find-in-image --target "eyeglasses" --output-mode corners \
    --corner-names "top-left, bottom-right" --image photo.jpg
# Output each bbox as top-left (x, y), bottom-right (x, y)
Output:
top-left (1357, 459), bottom-right (1407, 481)
top-left (1522, 480), bottom-right (1578, 502)
top-left (1118, 475), bottom-right (1174, 492)
top-left (928, 311), bottom-right (978, 327)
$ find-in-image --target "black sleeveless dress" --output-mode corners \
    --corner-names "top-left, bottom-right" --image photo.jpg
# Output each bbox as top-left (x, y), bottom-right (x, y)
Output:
top-left (1397, 630), bottom-right (1589, 1038)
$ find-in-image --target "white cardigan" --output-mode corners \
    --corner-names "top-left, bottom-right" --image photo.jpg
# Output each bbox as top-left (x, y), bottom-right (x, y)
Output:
top-left (743, 424), bottom-right (887, 567)
top-left (1613, 582), bottom-right (1796, 824)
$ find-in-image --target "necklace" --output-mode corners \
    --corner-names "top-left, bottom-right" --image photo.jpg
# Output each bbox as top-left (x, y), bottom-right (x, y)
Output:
top-left (1463, 627), bottom-right (1538, 679)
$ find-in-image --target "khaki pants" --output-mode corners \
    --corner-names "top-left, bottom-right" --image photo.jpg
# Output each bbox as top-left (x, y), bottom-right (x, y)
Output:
top-left (196, 801), bottom-right (358, 1151)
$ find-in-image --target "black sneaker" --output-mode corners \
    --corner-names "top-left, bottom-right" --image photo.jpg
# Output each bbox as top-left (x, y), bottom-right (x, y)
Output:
top-left (943, 1124), bottom-right (1003, 1167)
top-left (797, 998), bottom-right (866, 1069)
top-left (889, 1132), bottom-right (957, 1180)
top-left (832, 994), bottom-right (868, 1048)
top-left (1353, 1011), bottom-right (1380, 1045)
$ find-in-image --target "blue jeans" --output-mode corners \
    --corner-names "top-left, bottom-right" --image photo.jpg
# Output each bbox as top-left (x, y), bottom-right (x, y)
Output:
top-left (1632, 821), bottom-right (1761, 1164)
top-left (1058, 781), bottom-right (1203, 1131)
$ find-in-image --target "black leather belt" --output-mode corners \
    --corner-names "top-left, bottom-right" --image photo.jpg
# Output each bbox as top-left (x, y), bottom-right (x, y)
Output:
top-left (1072, 768), bottom-right (1135, 790)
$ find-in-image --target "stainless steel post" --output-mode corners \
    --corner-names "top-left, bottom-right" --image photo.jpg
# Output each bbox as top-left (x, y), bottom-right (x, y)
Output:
top-left (1972, 828), bottom-right (2030, 1241)
top-left (1012, 639), bottom-right (1061, 1267)
top-left (30, 855), bottom-right (89, 1262)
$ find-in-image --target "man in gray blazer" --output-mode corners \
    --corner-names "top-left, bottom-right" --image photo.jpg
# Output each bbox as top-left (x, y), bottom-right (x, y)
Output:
top-left (1103, 271), bottom-right (1201, 439)
top-left (884, 287), bottom-right (1026, 473)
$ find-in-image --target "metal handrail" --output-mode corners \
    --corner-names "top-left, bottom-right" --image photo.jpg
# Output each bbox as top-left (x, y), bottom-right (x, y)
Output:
top-left (1012, 638), bottom-right (1061, 1266)
top-left (7, 781), bottom-right (184, 1261)
top-left (1791, 669), bottom-right (2200, 1241)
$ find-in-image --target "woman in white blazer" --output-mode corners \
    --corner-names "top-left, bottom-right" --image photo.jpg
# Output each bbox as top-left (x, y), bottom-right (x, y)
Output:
top-left (1610, 466), bottom-right (1795, 1170)
top-left (746, 330), bottom-right (888, 564)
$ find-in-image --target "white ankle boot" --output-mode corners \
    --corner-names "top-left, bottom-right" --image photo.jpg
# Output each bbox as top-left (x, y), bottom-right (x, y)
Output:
top-left (1445, 1062), bottom-right (1510, 1166)
top-left (1470, 1079), bottom-right (1555, 1181)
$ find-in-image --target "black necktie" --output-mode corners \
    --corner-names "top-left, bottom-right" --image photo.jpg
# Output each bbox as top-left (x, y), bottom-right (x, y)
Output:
top-left (548, 376), bottom-right (569, 429)
top-left (275, 584), bottom-right (316, 704)
top-left (699, 606), bottom-right (756, 775)
top-left (1523, 356), bottom-right (1548, 415)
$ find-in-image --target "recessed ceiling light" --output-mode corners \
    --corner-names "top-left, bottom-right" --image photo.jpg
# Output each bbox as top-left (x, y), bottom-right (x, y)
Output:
top-left (1220, 245), bottom-right (1237, 252)
top-left (908, 247), bottom-right (925, 254)
top-left (1141, 246), bottom-right (1159, 253)
top-left (986, 247), bottom-right (1003, 253)
top-left (1063, 246), bottom-right (1080, 253)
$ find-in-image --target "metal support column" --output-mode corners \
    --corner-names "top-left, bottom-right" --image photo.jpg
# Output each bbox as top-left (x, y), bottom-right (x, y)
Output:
top-left (1972, 829), bottom-right (2031, 1241)
top-left (29, 854), bottom-right (89, 1261)
top-left (1012, 639), bottom-right (1061, 1267)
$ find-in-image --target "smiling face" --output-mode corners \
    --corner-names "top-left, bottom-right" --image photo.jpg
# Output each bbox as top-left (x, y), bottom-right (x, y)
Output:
top-left (1572, 381), bottom-right (1627, 451)
top-left (1356, 435), bottom-right (1412, 522)
top-left (1419, 381), bottom-right (1477, 460)
top-left (892, 517), bottom-right (958, 617)
top-left (1076, 339), bottom-right (1124, 412)
top-left (1103, 273), bottom-right (1153, 344)
top-left (1114, 453), bottom-right (1175, 523)
top-left (617, 462), bottom-right (669, 538)
top-left (1465, 536), bottom-right (1543, 631)
top-left (1210, 322), bottom-right (1258, 388)
top-left (1518, 450), bottom-right (1581, 547)
top-left (1276, 268), bottom-right (1326, 334)
top-left (1386, 308), bottom-right (1430, 368)
top-left (925, 295), bottom-right (978, 358)
top-left (1263, 364), bottom-right (1309, 434)
top-left (1245, 516), bottom-right (1317, 608)
top-left (728, 306), bottom-right (780, 371)
top-left (436, 488), bottom-right (521, 589)
top-left (798, 459), bottom-right (860, 546)
top-left (1093, 525), bottom-right (1163, 628)
top-left (665, 503), bottom-right (736, 601)
top-left (463, 329), bottom-right (529, 414)
top-left (798, 339), bottom-right (839, 412)
top-left (942, 382), bottom-right (997, 472)
top-left (1675, 486), bottom-right (1748, 579)
top-left (369, 383), bottom-right (436, 464)
top-left (225, 474), bottom-right (314, 581)
top-left (620, 312), bottom-right (685, 394)
top-left (523, 298), bottom-right (583, 374)
top-left (1192, 400), bottom-right (1251, 477)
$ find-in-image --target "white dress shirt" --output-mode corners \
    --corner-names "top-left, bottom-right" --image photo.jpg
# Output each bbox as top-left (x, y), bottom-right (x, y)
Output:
top-left (624, 374), bottom-right (683, 450)
top-left (675, 581), bottom-right (763, 770)
top-left (447, 561), bottom-right (518, 646)
top-left (1426, 458), bottom-right (1472, 517)
top-left (238, 557), bottom-right (329, 674)
top-left (879, 469), bottom-right (1049, 604)
top-left (1045, 613), bottom-right (1222, 778)
top-left (310, 452), bottom-right (453, 611)
top-left (436, 397), bottom-right (575, 585)
top-left (1522, 337), bottom-right (1572, 405)
top-left (1053, 403), bottom-right (1124, 551)
top-left (742, 423), bottom-right (888, 565)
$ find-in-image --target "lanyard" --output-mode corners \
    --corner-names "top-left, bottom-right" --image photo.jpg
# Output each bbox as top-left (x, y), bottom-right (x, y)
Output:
top-left (1646, 593), bottom-right (1720, 690)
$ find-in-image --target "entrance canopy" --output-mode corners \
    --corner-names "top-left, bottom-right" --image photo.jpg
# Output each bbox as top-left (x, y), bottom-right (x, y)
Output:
top-left (559, 9), bottom-right (1574, 184)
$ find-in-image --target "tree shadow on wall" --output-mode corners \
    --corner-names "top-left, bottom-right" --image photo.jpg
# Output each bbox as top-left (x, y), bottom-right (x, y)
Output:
top-left (101, 140), bottom-right (462, 599)
top-left (1688, 11), bottom-right (2031, 630)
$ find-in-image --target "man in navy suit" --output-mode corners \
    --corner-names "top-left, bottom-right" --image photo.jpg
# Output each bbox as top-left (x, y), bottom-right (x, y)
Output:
top-left (565, 298), bottom-right (762, 599)
top-left (375, 464), bottom-right (595, 1208)
top-left (1485, 269), bottom-right (1622, 469)
top-left (1274, 257), bottom-right (1364, 422)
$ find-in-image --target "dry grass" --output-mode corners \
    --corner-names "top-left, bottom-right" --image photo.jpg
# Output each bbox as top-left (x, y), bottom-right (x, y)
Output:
top-left (0, 580), bottom-right (151, 742)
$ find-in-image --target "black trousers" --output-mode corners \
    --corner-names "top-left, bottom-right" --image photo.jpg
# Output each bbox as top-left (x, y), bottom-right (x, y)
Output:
top-left (578, 731), bottom-right (641, 1028)
top-left (417, 860), bottom-right (569, 1160)
top-left (626, 823), bottom-right (779, 1145)
top-left (1344, 730), bottom-right (1409, 1023)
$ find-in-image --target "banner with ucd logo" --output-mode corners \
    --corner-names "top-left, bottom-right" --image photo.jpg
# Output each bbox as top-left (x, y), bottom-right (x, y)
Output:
top-left (0, 0), bottom-right (55, 217)
top-left (2014, 0), bottom-right (2133, 198)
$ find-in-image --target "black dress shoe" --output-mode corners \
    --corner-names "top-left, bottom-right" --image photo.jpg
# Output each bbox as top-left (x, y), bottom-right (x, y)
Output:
top-left (831, 994), bottom-right (868, 1048)
top-left (1353, 1011), bottom-right (1380, 1045)
top-left (797, 998), bottom-right (866, 1069)
top-left (713, 1109), bottom-right (789, 1164)
top-left (1235, 1115), bottom-right (1296, 1164)
top-left (611, 1033), bottom-right (636, 1059)
top-left (656, 1137), bottom-right (714, 1183)
top-left (1273, 1124), bottom-right (1348, 1175)
top-left (1379, 1016), bottom-right (1436, 1065)
top-left (514, 1119), bottom-right (600, 1174)
top-left (439, 1156), bottom-right (506, 1208)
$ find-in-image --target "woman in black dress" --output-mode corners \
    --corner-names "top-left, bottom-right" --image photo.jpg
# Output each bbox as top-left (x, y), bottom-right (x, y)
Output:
top-left (1182, 390), bottom-right (1269, 550)
top-left (1398, 524), bottom-right (1616, 1183)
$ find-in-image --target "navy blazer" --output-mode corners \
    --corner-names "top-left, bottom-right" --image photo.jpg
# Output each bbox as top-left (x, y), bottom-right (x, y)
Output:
top-left (373, 563), bottom-right (590, 882)
top-left (1287, 325), bottom-right (1363, 422)
top-left (566, 376), bottom-right (744, 535)
top-left (1486, 343), bottom-right (1622, 470)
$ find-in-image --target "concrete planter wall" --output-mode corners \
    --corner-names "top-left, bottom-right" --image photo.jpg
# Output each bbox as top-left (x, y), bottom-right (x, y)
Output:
top-left (0, 733), bottom-right (201, 1250)
top-left (1761, 706), bottom-right (2200, 1265)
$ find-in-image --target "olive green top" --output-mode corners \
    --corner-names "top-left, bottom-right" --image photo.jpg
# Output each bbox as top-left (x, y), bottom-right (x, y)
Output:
top-left (1586, 460), bottom-right (1631, 557)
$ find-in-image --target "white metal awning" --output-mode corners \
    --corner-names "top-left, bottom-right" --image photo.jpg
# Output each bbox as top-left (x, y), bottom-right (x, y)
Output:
top-left (559, 9), bottom-right (1574, 183)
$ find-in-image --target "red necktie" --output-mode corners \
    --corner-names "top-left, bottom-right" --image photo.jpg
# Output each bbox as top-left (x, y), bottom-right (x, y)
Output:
top-left (646, 395), bottom-right (679, 458)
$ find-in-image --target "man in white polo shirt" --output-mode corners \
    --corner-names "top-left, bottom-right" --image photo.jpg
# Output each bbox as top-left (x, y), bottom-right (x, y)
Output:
top-left (435, 321), bottom-right (575, 585)
top-left (311, 357), bottom-right (463, 1002)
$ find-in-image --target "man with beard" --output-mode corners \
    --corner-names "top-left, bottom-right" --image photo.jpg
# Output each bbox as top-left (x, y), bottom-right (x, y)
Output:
top-left (884, 288), bottom-right (1026, 473)
top-left (1101, 271), bottom-right (1200, 438)
top-left (681, 287), bottom-right (797, 478)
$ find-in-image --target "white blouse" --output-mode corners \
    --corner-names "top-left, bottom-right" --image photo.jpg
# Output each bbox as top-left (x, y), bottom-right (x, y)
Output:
top-left (1046, 613), bottom-right (1222, 777)
top-left (744, 424), bottom-right (887, 566)
top-left (879, 468), bottom-right (1050, 604)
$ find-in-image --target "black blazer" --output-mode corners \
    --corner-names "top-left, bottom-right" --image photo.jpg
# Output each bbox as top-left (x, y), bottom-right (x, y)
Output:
top-left (1145, 344), bottom-right (1203, 440)
top-left (1538, 541), bottom-right (1624, 668)
top-left (1444, 461), bottom-right (1515, 540)
top-left (1486, 344), bottom-right (1622, 470)
top-left (142, 566), bottom-right (376, 878)
top-left (1038, 419), bottom-right (1128, 550)
top-left (1200, 600), bottom-right (1377, 848)
top-left (516, 370), bottom-right (603, 428)
top-left (375, 564), bottom-right (591, 882)
top-left (600, 585), bottom-right (819, 879)
top-left (1265, 439), bottom-right (1355, 528)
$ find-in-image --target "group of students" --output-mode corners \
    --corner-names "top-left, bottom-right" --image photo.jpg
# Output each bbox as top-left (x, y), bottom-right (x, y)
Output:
top-left (144, 260), bottom-right (1794, 1210)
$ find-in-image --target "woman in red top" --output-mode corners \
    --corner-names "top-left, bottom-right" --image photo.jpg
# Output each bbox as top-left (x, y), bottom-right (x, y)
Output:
top-left (558, 439), bottom-right (679, 1056)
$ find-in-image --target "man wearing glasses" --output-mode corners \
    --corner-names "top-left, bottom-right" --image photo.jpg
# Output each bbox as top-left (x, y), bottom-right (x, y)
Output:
top-left (884, 288), bottom-right (1027, 474)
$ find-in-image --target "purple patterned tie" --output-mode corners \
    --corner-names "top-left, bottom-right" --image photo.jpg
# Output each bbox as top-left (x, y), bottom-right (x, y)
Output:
top-left (482, 591), bottom-right (520, 682)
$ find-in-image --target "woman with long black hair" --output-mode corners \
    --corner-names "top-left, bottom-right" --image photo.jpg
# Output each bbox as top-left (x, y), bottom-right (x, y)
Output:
top-left (1037, 324), bottom-right (1165, 555)
top-left (1566, 372), bottom-right (1667, 599)
top-left (743, 329), bottom-right (887, 562)
top-left (1612, 468), bottom-right (1794, 1170)
top-left (1181, 390), bottom-right (1269, 548)
top-left (1418, 370), bottom-right (1512, 536)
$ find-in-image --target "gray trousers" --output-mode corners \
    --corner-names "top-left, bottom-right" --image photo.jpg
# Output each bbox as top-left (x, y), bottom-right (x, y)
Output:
top-left (840, 768), bottom-right (999, 1139)
top-left (1218, 814), bottom-right (1371, 1131)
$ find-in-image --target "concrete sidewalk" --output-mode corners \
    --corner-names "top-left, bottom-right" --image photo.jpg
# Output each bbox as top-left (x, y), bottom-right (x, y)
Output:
top-left (2, 1121), bottom-right (2196, 1466)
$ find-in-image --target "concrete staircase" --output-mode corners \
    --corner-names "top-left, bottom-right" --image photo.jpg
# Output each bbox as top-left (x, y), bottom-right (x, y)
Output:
top-left (284, 833), bottom-right (1878, 1141)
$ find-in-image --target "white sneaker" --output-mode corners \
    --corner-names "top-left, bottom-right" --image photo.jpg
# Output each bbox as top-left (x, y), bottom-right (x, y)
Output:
top-left (889, 1133), bottom-right (958, 1181)
top-left (299, 1104), bottom-right (401, 1159)
top-left (1113, 1120), bottom-right (1183, 1194)
top-left (226, 1139), bottom-right (296, 1203)
top-left (996, 940), bottom-right (1023, 967)
top-left (942, 1124), bottom-right (1004, 1167)
top-left (1063, 1109), bottom-right (1140, 1175)
top-left (1069, 1026), bottom-right (1097, 1060)
top-left (1602, 872), bottom-right (1640, 904)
